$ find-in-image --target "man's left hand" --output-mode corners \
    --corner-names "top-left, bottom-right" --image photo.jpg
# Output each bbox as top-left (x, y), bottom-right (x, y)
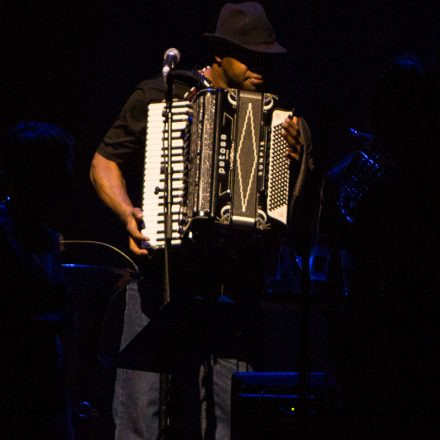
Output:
top-left (281, 116), bottom-right (303, 161)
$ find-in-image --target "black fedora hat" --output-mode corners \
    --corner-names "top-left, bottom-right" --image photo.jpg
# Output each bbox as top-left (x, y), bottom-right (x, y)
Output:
top-left (203, 2), bottom-right (286, 54)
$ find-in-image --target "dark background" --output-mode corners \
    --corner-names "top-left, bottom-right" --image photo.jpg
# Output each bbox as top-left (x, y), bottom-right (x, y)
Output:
top-left (3, 0), bottom-right (439, 250)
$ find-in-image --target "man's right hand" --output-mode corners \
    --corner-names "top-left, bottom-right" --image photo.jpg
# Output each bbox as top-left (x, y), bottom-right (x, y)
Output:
top-left (123, 206), bottom-right (150, 256)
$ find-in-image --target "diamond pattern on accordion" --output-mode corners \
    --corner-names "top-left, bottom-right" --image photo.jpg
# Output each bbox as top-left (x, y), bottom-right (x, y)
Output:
top-left (268, 123), bottom-right (289, 211)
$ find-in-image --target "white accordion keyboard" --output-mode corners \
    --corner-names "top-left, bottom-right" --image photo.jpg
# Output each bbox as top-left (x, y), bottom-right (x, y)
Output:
top-left (141, 100), bottom-right (189, 248)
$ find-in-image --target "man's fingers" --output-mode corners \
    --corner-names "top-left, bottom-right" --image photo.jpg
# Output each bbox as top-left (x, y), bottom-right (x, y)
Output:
top-left (129, 236), bottom-right (149, 256)
top-left (127, 223), bottom-right (149, 241)
top-left (126, 216), bottom-right (149, 241)
top-left (131, 207), bottom-right (144, 220)
top-left (282, 131), bottom-right (296, 145)
top-left (286, 143), bottom-right (301, 159)
top-left (282, 129), bottom-right (303, 147)
top-left (124, 208), bottom-right (151, 256)
top-left (281, 118), bottom-right (303, 150)
top-left (282, 116), bottom-right (303, 143)
top-left (286, 149), bottom-right (300, 161)
top-left (281, 129), bottom-right (299, 143)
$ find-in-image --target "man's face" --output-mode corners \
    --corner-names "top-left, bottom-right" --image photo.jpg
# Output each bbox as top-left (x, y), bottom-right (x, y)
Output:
top-left (220, 57), bottom-right (263, 91)
top-left (219, 51), bottom-right (269, 91)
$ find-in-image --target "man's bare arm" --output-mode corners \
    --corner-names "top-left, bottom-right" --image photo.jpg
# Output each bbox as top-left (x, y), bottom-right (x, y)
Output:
top-left (90, 152), bottom-right (149, 255)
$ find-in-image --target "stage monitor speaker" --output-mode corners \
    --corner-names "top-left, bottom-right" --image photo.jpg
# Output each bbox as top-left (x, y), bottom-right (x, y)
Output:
top-left (231, 371), bottom-right (330, 440)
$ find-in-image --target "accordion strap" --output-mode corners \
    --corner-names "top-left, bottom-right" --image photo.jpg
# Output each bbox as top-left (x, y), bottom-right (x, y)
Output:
top-left (170, 69), bottom-right (212, 92)
top-left (288, 117), bottom-right (309, 221)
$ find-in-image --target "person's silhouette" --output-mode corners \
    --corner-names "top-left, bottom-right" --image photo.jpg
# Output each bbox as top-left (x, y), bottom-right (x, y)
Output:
top-left (0, 121), bottom-right (76, 439)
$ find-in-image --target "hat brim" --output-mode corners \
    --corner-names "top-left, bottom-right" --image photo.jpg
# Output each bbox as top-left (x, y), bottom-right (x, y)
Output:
top-left (203, 33), bottom-right (287, 54)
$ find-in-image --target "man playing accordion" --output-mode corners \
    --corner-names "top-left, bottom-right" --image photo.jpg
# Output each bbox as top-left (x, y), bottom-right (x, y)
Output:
top-left (90, 2), bottom-right (314, 439)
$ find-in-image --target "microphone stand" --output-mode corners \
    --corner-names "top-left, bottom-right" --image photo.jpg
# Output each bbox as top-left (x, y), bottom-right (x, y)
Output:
top-left (163, 67), bottom-right (174, 308)
top-left (157, 71), bottom-right (174, 440)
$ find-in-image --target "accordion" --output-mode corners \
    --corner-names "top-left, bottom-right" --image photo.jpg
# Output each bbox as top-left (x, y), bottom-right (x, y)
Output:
top-left (142, 88), bottom-right (293, 248)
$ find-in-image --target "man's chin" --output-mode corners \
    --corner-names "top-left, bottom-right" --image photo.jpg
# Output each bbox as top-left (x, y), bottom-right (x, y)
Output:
top-left (230, 78), bottom-right (264, 92)
top-left (243, 81), bottom-right (264, 92)
top-left (242, 83), bottom-right (263, 92)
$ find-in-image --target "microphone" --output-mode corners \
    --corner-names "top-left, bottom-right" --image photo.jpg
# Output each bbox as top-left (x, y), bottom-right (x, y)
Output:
top-left (162, 48), bottom-right (181, 83)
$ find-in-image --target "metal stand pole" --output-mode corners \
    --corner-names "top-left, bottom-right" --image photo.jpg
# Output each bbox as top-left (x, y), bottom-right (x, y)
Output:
top-left (157, 72), bottom-right (175, 440)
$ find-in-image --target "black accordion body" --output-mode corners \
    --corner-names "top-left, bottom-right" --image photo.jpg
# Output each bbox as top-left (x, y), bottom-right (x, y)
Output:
top-left (142, 88), bottom-right (292, 248)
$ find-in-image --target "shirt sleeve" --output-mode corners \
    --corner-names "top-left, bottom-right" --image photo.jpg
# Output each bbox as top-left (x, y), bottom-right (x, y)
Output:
top-left (96, 78), bottom-right (188, 165)
top-left (96, 87), bottom-right (149, 164)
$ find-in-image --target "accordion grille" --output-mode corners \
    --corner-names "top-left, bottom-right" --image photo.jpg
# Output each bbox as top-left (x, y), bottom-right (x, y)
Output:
top-left (267, 109), bottom-right (291, 225)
